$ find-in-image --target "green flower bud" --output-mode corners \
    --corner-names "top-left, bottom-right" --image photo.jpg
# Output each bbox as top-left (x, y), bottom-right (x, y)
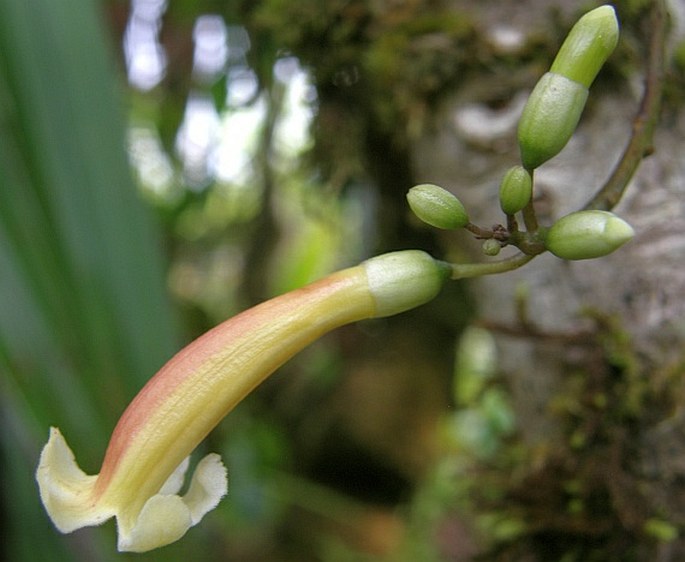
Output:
top-left (364, 250), bottom-right (450, 317)
top-left (517, 5), bottom-right (619, 170)
top-left (499, 165), bottom-right (533, 214)
top-left (482, 239), bottom-right (501, 257)
top-left (407, 183), bottom-right (469, 229)
top-left (517, 72), bottom-right (588, 170)
top-left (550, 5), bottom-right (619, 89)
top-left (544, 210), bottom-right (634, 260)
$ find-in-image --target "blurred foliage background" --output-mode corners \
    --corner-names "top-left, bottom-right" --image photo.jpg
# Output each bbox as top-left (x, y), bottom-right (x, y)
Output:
top-left (0, 0), bottom-right (682, 561)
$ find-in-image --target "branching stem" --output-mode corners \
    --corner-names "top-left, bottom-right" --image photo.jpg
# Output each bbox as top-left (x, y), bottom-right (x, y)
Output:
top-left (446, 253), bottom-right (534, 280)
top-left (521, 169), bottom-right (539, 231)
top-left (442, 0), bottom-right (665, 281)
top-left (584, 0), bottom-right (666, 211)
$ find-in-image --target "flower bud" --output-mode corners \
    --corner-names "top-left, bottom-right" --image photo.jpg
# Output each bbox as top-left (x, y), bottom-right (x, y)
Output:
top-left (517, 5), bottom-right (619, 170)
top-left (544, 210), bottom-right (634, 260)
top-left (517, 72), bottom-right (588, 170)
top-left (550, 5), bottom-right (619, 89)
top-left (498, 165), bottom-right (533, 214)
top-left (364, 250), bottom-right (450, 317)
top-left (407, 183), bottom-right (469, 229)
top-left (481, 239), bottom-right (502, 257)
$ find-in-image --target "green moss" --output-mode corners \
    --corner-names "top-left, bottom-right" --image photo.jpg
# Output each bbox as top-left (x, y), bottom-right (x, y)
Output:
top-left (365, 12), bottom-right (475, 134)
top-left (445, 311), bottom-right (685, 560)
top-left (643, 518), bottom-right (678, 543)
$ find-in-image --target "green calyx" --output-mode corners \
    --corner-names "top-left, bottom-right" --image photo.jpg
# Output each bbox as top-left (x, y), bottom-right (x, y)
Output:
top-left (364, 250), bottom-right (450, 317)
top-left (407, 184), bottom-right (469, 229)
top-left (544, 210), bottom-right (634, 260)
top-left (550, 5), bottom-right (619, 89)
top-left (499, 165), bottom-right (533, 214)
top-left (517, 72), bottom-right (588, 170)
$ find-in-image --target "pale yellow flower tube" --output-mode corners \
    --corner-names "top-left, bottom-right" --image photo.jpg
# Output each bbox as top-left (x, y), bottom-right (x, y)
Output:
top-left (36, 250), bottom-right (448, 552)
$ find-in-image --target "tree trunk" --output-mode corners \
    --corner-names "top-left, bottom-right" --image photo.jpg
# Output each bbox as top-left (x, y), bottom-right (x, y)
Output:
top-left (413, 0), bottom-right (685, 557)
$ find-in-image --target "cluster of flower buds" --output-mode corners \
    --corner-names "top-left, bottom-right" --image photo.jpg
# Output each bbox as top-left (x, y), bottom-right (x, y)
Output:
top-left (407, 5), bottom-right (634, 262)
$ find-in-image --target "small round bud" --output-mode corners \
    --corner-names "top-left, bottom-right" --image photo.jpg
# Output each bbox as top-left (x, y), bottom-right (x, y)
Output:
top-left (407, 184), bottom-right (469, 229)
top-left (544, 210), bottom-right (634, 260)
top-left (550, 5), bottom-right (619, 89)
top-left (364, 250), bottom-right (450, 317)
top-left (499, 165), bottom-right (533, 214)
top-left (481, 239), bottom-right (502, 257)
top-left (517, 73), bottom-right (588, 170)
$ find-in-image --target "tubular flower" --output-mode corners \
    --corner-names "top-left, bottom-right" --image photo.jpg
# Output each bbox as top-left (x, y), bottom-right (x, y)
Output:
top-left (36, 250), bottom-right (449, 552)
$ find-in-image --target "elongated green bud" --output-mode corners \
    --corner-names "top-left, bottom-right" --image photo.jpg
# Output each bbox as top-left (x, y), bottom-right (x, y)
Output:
top-left (550, 5), bottom-right (620, 89)
top-left (544, 210), bottom-right (634, 260)
top-left (364, 250), bottom-right (450, 317)
top-left (407, 184), bottom-right (469, 229)
top-left (517, 5), bottom-right (619, 170)
top-left (499, 165), bottom-right (533, 214)
top-left (518, 73), bottom-right (588, 170)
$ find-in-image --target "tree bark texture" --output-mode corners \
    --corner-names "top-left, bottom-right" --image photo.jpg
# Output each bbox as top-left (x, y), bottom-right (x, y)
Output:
top-left (413, 0), bottom-right (685, 557)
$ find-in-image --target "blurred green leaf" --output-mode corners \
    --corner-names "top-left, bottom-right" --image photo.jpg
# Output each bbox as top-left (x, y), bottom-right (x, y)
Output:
top-left (0, 0), bottom-right (181, 558)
